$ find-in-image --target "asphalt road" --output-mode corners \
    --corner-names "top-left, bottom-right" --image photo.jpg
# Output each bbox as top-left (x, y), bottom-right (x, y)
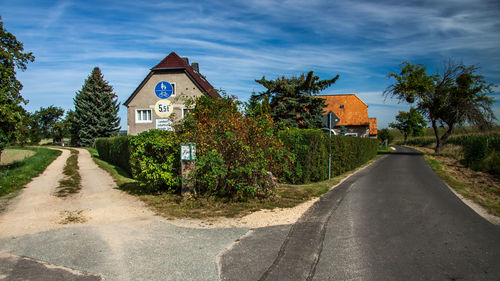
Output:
top-left (0, 219), bottom-right (247, 281)
top-left (220, 146), bottom-right (500, 281)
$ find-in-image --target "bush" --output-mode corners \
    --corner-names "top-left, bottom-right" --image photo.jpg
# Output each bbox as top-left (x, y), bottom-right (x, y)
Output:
top-left (94, 136), bottom-right (132, 176)
top-left (448, 134), bottom-right (500, 174)
top-left (378, 128), bottom-right (393, 145)
top-left (178, 95), bottom-right (293, 198)
top-left (279, 128), bottom-right (378, 184)
top-left (128, 130), bottom-right (180, 192)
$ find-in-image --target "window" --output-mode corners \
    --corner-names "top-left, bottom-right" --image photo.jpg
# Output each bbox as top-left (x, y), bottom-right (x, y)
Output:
top-left (171, 83), bottom-right (176, 97)
top-left (340, 104), bottom-right (344, 109)
top-left (182, 108), bottom-right (193, 118)
top-left (136, 109), bottom-right (152, 123)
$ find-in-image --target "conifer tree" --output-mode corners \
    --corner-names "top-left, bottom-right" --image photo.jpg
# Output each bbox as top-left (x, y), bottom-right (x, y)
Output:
top-left (255, 71), bottom-right (339, 129)
top-left (70, 67), bottom-right (120, 146)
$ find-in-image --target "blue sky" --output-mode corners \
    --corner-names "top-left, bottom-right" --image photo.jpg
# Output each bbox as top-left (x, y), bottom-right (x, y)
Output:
top-left (2, 0), bottom-right (500, 129)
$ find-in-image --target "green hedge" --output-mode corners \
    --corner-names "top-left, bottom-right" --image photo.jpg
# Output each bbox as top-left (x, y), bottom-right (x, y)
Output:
top-left (94, 128), bottom-right (378, 191)
top-left (279, 129), bottom-right (378, 184)
top-left (128, 130), bottom-right (180, 192)
top-left (94, 136), bottom-right (132, 176)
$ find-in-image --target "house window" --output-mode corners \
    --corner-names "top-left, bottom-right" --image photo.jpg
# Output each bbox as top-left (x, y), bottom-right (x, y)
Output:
top-left (340, 104), bottom-right (344, 109)
top-left (182, 108), bottom-right (193, 118)
top-left (136, 109), bottom-right (152, 123)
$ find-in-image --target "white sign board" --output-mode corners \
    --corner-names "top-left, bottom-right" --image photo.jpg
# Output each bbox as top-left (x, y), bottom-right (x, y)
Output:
top-left (181, 143), bottom-right (196, 161)
top-left (156, 119), bottom-right (173, 131)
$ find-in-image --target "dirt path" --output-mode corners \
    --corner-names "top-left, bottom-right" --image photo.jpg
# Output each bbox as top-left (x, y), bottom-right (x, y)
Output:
top-left (0, 148), bottom-right (156, 239)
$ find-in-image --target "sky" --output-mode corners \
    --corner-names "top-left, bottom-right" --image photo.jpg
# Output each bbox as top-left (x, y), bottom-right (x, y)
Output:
top-left (1, 0), bottom-right (500, 130)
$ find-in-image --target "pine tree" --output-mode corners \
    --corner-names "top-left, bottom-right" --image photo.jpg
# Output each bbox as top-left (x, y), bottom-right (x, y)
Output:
top-left (70, 67), bottom-right (120, 147)
top-left (255, 71), bottom-right (339, 129)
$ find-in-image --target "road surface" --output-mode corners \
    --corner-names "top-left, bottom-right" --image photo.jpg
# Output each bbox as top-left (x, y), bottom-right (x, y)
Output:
top-left (220, 146), bottom-right (500, 280)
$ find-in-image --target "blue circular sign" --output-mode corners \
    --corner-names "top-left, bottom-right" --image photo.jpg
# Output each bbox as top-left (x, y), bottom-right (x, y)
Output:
top-left (155, 81), bottom-right (173, 99)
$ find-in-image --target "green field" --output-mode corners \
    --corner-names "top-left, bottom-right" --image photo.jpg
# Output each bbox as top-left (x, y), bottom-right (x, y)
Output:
top-left (0, 149), bottom-right (35, 165)
top-left (0, 147), bottom-right (61, 197)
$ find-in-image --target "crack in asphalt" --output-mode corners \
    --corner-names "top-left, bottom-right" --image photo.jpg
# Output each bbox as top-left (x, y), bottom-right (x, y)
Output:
top-left (258, 178), bottom-right (358, 281)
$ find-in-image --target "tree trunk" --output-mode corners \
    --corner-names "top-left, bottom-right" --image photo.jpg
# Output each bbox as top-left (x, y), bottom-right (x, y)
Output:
top-left (403, 134), bottom-right (408, 145)
top-left (439, 123), bottom-right (454, 151)
top-left (431, 119), bottom-right (441, 153)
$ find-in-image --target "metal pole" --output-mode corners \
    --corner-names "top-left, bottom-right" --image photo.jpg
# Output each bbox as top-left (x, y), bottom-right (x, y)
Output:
top-left (328, 112), bottom-right (332, 180)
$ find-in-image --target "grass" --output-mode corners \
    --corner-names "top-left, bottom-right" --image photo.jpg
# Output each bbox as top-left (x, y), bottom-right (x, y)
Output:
top-left (377, 145), bottom-right (393, 154)
top-left (88, 147), bottom-right (382, 219)
top-left (423, 154), bottom-right (500, 217)
top-left (0, 149), bottom-right (35, 165)
top-left (55, 149), bottom-right (81, 197)
top-left (388, 125), bottom-right (500, 143)
top-left (0, 146), bottom-right (61, 197)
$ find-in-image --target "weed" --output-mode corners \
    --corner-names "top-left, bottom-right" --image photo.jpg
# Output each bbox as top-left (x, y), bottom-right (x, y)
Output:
top-left (55, 149), bottom-right (81, 197)
top-left (59, 210), bottom-right (87, 224)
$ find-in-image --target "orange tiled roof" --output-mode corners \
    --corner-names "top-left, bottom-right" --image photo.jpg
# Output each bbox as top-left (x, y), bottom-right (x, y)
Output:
top-left (318, 94), bottom-right (369, 126)
top-left (369, 117), bottom-right (377, 135)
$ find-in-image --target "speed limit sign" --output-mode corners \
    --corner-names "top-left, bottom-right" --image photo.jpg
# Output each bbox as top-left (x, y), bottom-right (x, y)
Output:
top-left (155, 99), bottom-right (173, 117)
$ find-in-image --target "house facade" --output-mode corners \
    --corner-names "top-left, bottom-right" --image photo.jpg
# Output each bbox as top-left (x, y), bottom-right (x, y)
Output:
top-left (124, 52), bottom-right (219, 135)
top-left (318, 94), bottom-right (377, 138)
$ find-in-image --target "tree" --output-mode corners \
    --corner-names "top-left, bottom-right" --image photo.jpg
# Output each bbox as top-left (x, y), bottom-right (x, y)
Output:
top-left (255, 71), bottom-right (339, 129)
top-left (384, 60), bottom-right (495, 152)
top-left (52, 110), bottom-right (73, 143)
top-left (177, 94), bottom-right (292, 198)
top-left (246, 92), bottom-right (270, 118)
top-left (32, 106), bottom-right (65, 142)
top-left (378, 128), bottom-right (393, 146)
top-left (70, 67), bottom-right (120, 147)
top-left (0, 16), bottom-right (35, 161)
top-left (389, 107), bottom-right (427, 144)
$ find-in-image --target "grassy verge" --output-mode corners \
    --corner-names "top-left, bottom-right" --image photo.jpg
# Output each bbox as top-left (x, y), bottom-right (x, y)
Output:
top-left (0, 146), bottom-right (61, 197)
top-left (88, 147), bottom-right (383, 219)
top-left (423, 154), bottom-right (500, 217)
top-left (55, 149), bottom-right (81, 197)
top-left (377, 145), bottom-right (393, 154)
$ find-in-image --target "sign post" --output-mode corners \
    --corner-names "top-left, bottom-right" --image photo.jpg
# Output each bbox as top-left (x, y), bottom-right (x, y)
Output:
top-left (328, 112), bottom-right (332, 180)
top-left (323, 111), bottom-right (339, 180)
top-left (180, 143), bottom-right (196, 195)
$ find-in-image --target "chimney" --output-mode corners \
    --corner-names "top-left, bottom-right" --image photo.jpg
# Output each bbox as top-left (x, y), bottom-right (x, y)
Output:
top-left (181, 57), bottom-right (189, 65)
top-left (191, 62), bottom-right (199, 73)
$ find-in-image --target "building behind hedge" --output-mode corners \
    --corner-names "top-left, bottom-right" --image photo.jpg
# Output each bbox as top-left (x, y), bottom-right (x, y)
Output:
top-left (124, 52), bottom-right (219, 135)
top-left (318, 94), bottom-right (377, 138)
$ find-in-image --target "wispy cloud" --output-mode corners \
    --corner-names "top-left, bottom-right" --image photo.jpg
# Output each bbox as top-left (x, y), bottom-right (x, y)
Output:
top-left (2, 0), bottom-right (499, 129)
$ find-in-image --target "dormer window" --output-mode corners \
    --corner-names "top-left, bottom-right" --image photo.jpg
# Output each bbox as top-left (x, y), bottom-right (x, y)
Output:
top-left (340, 104), bottom-right (344, 109)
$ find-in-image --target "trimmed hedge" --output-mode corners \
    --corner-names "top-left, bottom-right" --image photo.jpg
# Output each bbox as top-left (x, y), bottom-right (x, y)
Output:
top-left (129, 130), bottom-right (180, 192)
top-left (279, 128), bottom-right (378, 184)
top-left (94, 136), bottom-right (132, 176)
top-left (94, 128), bottom-right (378, 191)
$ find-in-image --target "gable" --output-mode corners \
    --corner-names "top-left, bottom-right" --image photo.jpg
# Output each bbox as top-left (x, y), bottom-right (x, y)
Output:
top-left (124, 52), bottom-right (218, 107)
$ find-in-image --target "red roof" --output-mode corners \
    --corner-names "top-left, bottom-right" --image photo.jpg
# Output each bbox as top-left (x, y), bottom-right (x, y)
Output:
top-left (318, 94), bottom-right (370, 126)
top-left (124, 52), bottom-right (218, 106)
